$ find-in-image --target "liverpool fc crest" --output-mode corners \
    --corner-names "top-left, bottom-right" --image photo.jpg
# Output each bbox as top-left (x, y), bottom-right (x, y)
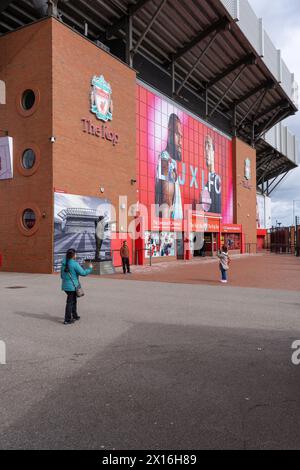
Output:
top-left (90, 75), bottom-right (113, 122)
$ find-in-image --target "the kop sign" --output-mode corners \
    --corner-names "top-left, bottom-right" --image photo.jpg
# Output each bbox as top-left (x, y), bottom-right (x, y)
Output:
top-left (81, 75), bottom-right (119, 146)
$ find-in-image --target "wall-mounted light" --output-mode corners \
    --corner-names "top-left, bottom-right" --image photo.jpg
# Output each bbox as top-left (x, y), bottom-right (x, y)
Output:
top-left (49, 136), bottom-right (56, 143)
top-left (131, 179), bottom-right (137, 185)
top-left (100, 187), bottom-right (105, 193)
top-left (42, 212), bottom-right (46, 218)
top-left (120, 203), bottom-right (126, 210)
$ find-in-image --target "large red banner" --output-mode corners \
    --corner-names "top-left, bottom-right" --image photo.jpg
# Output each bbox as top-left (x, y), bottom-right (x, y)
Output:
top-left (136, 84), bottom-right (233, 231)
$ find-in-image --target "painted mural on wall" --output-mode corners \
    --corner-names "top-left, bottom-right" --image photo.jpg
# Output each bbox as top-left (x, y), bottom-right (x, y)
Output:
top-left (136, 84), bottom-right (233, 227)
top-left (54, 192), bottom-right (112, 272)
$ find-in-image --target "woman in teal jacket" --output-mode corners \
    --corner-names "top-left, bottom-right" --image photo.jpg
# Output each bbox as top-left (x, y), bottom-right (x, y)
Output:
top-left (61, 249), bottom-right (93, 325)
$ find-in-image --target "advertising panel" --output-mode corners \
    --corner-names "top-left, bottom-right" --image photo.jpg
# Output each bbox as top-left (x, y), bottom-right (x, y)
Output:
top-left (256, 195), bottom-right (272, 229)
top-left (54, 192), bottom-right (112, 272)
top-left (256, 194), bottom-right (265, 229)
top-left (265, 196), bottom-right (272, 229)
top-left (145, 231), bottom-right (176, 258)
top-left (136, 84), bottom-right (233, 230)
top-left (0, 136), bottom-right (13, 180)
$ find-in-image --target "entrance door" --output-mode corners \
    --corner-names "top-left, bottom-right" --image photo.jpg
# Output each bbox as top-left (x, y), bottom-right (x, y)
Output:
top-left (176, 234), bottom-right (184, 260)
top-left (204, 233), bottom-right (213, 256)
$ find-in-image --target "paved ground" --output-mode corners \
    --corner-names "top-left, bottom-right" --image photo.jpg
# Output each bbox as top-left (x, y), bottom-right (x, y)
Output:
top-left (110, 252), bottom-right (300, 291)
top-left (1, 254), bottom-right (300, 450)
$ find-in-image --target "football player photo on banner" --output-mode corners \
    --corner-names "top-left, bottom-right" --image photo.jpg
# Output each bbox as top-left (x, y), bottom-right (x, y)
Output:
top-left (136, 84), bottom-right (233, 226)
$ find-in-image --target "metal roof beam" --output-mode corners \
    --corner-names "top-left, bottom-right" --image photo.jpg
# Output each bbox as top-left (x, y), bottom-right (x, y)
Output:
top-left (10, 3), bottom-right (36, 22)
top-left (208, 64), bottom-right (248, 118)
top-left (131, 0), bottom-right (167, 55)
top-left (257, 154), bottom-right (278, 185)
top-left (248, 100), bottom-right (289, 125)
top-left (0, 0), bottom-right (14, 14)
top-left (205, 54), bottom-right (256, 90)
top-left (174, 29), bottom-right (219, 97)
top-left (255, 107), bottom-right (292, 139)
top-left (106, 0), bottom-right (152, 39)
top-left (1, 10), bottom-right (25, 27)
top-left (170, 17), bottom-right (229, 63)
top-left (237, 89), bottom-right (267, 130)
top-left (257, 150), bottom-right (275, 167)
top-left (232, 80), bottom-right (275, 107)
top-left (268, 171), bottom-right (289, 195)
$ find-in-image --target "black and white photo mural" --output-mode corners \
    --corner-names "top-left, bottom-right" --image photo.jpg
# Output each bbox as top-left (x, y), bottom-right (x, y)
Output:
top-left (54, 192), bottom-right (112, 272)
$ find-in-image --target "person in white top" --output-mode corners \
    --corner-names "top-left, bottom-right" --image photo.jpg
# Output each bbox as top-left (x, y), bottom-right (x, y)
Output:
top-left (218, 245), bottom-right (230, 283)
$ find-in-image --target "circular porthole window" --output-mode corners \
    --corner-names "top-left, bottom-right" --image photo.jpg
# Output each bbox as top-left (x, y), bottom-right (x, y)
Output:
top-left (22, 89), bottom-right (36, 111)
top-left (22, 149), bottom-right (36, 170)
top-left (22, 209), bottom-right (36, 230)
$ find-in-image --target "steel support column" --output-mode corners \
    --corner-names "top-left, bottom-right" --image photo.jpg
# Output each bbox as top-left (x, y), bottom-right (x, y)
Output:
top-left (126, 14), bottom-right (133, 67)
top-left (205, 86), bottom-right (209, 119)
top-left (251, 123), bottom-right (255, 148)
top-left (171, 57), bottom-right (176, 96)
top-left (232, 105), bottom-right (237, 136)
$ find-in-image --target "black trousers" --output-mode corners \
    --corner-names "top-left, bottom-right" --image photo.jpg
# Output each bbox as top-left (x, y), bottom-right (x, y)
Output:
top-left (65, 291), bottom-right (78, 322)
top-left (122, 257), bottom-right (130, 273)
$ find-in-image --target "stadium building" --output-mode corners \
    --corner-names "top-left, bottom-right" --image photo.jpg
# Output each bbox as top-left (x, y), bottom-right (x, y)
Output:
top-left (0, 0), bottom-right (298, 273)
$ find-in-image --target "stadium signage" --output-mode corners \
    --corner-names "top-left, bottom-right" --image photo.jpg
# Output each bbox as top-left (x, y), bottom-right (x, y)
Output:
top-left (81, 118), bottom-right (119, 146)
top-left (80, 74), bottom-right (119, 146)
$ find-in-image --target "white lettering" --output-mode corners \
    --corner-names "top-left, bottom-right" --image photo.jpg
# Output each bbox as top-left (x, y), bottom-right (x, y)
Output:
top-left (291, 340), bottom-right (300, 365)
top-left (0, 340), bottom-right (6, 365)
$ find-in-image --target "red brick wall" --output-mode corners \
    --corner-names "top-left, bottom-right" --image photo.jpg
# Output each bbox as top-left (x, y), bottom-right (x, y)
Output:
top-left (0, 18), bottom-right (137, 273)
top-left (52, 19), bottom-right (137, 233)
top-left (232, 137), bottom-right (257, 252)
top-left (0, 20), bottom-right (53, 273)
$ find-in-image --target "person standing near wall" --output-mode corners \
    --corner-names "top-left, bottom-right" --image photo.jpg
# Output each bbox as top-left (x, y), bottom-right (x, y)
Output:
top-left (218, 245), bottom-right (230, 284)
top-left (120, 241), bottom-right (131, 274)
top-left (61, 249), bottom-right (93, 325)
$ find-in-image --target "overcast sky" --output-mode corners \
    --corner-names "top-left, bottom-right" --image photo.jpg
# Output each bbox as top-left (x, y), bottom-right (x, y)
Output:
top-left (250, 0), bottom-right (300, 225)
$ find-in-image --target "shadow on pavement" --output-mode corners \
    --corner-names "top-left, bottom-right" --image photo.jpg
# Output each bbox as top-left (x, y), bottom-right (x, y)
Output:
top-left (13, 311), bottom-right (64, 325)
top-left (1, 322), bottom-right (300, 450)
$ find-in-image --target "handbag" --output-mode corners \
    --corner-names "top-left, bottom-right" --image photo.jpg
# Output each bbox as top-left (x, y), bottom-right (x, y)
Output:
top-left (68, 272), bottom-right (85, 298)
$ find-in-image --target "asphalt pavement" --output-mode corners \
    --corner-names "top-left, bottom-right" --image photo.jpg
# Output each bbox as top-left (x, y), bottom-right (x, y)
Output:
top-left (1, 271), bottom-right (300, 449)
